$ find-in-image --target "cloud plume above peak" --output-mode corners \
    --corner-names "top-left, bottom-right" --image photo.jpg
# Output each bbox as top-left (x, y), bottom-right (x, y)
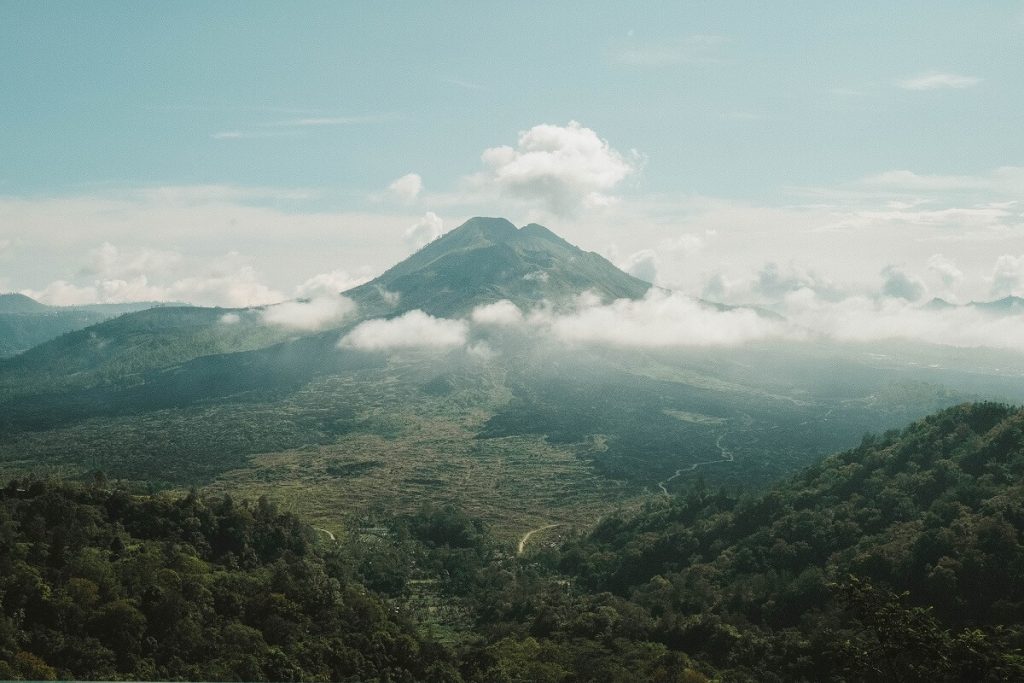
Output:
top-left (473, 121), bottom-right (637, 216)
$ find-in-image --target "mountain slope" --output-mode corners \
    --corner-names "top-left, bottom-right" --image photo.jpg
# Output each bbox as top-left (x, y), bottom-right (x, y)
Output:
top-left (0, 480), bottom-right (456, 681)
top-left (0, 306), bottom-right (294, 399)
top-left (345, 217), bottom-right (651, 317)
top-left (0, 294), bottom-right (161, 358)
top-left (0, 293), bottom-right (49, 314)
top-left (545, 401), bottom-right (1024, 679)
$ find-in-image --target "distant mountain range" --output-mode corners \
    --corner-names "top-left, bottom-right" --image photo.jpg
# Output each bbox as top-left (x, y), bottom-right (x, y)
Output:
top-left (924, 295), bottom-right (1024, 313)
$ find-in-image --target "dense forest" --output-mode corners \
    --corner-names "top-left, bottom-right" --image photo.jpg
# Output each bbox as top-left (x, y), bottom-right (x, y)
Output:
top-left (2, 402), bottom-right (1023, 681)
top-left (0, 479), bottom-right (461, 681)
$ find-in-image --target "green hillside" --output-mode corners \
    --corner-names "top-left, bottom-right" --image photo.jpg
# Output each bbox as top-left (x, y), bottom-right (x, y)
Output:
top-left (0, 295), bottom-right (161, 358)
top-left (526, 402), bottom-right (1024, 680)
top-left (0, 306), bottom-right (293, 399)
top-left (5, 402), bottom-right (1022, 681)
top-left (0, 479), bottom-right (459, 681)
top-left (0, 294), bottom-right (50, 314)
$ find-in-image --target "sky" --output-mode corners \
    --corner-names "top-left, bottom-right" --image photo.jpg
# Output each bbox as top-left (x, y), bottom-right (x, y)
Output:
top-left (1, 1), bottom-right (1023, 311)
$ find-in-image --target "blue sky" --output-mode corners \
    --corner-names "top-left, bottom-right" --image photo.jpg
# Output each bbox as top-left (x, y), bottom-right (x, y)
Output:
top-left (1, 1), bottom-right (1023, 309)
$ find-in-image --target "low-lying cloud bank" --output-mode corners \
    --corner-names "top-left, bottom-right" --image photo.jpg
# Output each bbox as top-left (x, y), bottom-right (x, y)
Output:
top-left (339, 310), bottom-right (468, 350)
top-left (262, 295), bottom-right (356, 331)
top-left (545, 291), bottom-right (788, 347)
top-left (338, 289), bottom-right (1024, 355)
top-left (783, 293), bottom-right (1024, 350)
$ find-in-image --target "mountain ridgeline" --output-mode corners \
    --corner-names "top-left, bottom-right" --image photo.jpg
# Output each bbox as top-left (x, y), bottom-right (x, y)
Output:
top-left (345, 217), bottom-right (651, 317)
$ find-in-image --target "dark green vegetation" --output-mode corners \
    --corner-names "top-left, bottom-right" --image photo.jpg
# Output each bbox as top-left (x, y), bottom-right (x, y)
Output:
top-left (4, 403), bottom-right (1024, 681)
top-left (0, 306), bottom-right (293, 400)
top-left (0, 478), bottom-right (461, 682)
top-left (0, 293), bottom-right (159, 359)
top-left (536, 401), bottom-right (1024, 680)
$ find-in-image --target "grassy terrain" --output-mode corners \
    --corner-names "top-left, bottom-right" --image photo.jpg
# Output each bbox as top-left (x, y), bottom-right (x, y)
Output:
top-left (202, 369), bottom-right (638, 544)
top-left (0, 338), bottom-right (994, 543)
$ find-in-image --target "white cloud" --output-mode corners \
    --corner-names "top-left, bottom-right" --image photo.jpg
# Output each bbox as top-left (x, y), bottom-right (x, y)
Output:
top-left (387, 173), bottom-right (423, 202)
top-left (23, 255), bottom-right (286, 308)
top-left (526, 288), bottom-right (1024, 351)
top-left (614, 35), bottom-right (726, 66)
top-left (612, 233), bottom-right (706, 288)
top-left (927, 254), bottom-right (964, 288)
top-left (219, 312), bottom-right (241, 325)
top-left (621, 249), bottom-right (659, 284)
top-left (211, 129), bottom-right (301, 140)
top-left (404, 212), bottom-right (444, 250)
top-left (991, 254), bottom-right (1024, 297)
top-left (83, 242), bottom-right (182, 279)
top-left (340, 310), bottom-right (468, 350)
top-left (466, 341), bottom-right (496, 360)
top-left (859, 167), bottom-right (1024, 194)
top-left (471, 300), bottom-right (524, 326)
top-left (897, 72), bottom-right (981, 90)
top-left (21, 280), bottom-right (98, 306)
top-left (541, 290), bottom-right (789, 348)
top-left (703, 262), bottom-right (843, 306)
top-left (880, 265), bottom-right (926, 301)
top-left (214, 113), bottom-right (400, 139)
top-left (473, 121), bottom-right (637, 216)
top-left (440, 76), bottom-right (483, 90)
top-left (0, 188), bottom-right (416, 306)
top-left (342, 285), bottom-right (1024, 359)
top-left (295, 269), bottom-right (372, 298)
top-left (162, 264), bottom-right (285, 307)
top-left (784, 292), bottom-right (1024, 350)
top-left (378, 286), bottom-right (401, 307)
top-left (262, 295), bottom-right (356, 331)
top-left (271, 115), bottom-right (398, 126)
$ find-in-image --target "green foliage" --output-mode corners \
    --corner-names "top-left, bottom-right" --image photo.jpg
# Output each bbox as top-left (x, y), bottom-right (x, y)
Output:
top-left (0, 305), bottom-right (291, 400)
top-left (0, 479), bottom-right (457, 681)
top-left (830, 576), bottom-right (1024, 682)
top-left (3, 403), bottom-right (1024, 680)
top-left (536, 402), bottom-right (1024, 680)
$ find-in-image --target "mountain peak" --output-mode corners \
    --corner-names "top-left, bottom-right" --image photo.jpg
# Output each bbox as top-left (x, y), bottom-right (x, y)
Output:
top-left (970, 295), bottom-right (1024, 313)
top-left (345, 217), bottom-right (650, 317)
top-left (452, 216), bottom-right (518, 240)
top-left (0, 293), bottom-right (49, 314)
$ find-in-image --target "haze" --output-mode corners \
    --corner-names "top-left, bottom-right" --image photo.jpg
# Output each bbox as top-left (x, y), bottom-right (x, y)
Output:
top-left (2, 3), bottom-right (1022, 332)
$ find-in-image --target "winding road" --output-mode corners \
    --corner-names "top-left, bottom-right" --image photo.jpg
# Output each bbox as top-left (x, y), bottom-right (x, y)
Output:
top-left (516, 523), bottom-right (561, 556)
top-left (313, 526), bottom-right (337, 542)
top-left (657, 431), bottom-right (736, 497)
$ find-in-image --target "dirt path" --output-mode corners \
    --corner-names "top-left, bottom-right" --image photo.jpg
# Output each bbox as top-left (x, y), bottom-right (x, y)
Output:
top-left (516, 523), bottom-right (560, 556)
top-left (313, 526), bottom-right (337, 542)
top-left (657, 431), bottom-right (736, 497)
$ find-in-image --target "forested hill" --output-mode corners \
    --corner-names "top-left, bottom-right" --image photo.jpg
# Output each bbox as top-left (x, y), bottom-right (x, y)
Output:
top-left (0, 480), bottom-right (459, 682)
top-left (3, 403), bottom-right (1024, 681)
top-left (550, 401), bottom-right (1024, 680)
